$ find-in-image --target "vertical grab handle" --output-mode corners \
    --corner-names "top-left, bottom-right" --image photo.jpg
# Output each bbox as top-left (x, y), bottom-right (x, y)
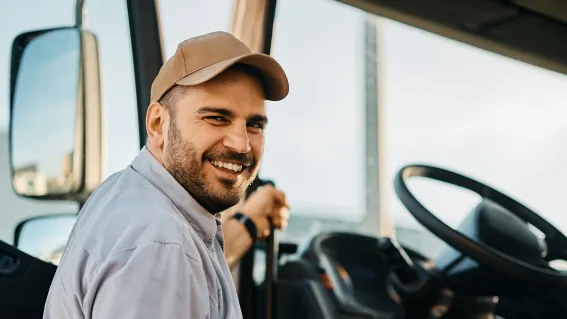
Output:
top-left (245, 178), bottom-right (278, 319)
top-left (265, 219), bottom-right (278, 319)
top-left (259, 180), bottom-right (277, 319)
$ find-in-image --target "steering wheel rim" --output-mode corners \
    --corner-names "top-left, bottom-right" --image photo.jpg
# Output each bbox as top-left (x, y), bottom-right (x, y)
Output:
top-left (394, 164), bottom-right (567, 286)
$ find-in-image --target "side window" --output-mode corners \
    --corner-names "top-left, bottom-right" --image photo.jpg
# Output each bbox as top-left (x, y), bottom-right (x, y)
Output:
top-left (0, 0), bottom-right (79, 244)
top-left (89, 0), bottom-right (140, 178)
top-left (261, 0), bottom-right (372, 243)
top-left (159, 1), bottom-right (235, 58)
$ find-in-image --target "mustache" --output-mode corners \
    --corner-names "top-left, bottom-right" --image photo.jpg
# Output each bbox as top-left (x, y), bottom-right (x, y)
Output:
top-left (205, 151), bottom-right (255, 167)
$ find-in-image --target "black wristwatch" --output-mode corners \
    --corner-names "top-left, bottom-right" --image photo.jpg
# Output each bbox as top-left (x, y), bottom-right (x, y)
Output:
top-left (231, 212), bottom-right (258, 240)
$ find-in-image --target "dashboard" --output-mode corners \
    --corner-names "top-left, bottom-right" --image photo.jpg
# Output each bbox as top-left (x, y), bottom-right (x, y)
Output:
top-left (277, 231), bottom-right (566, 319)
top-left (278, 232), bottom-right (429, 318)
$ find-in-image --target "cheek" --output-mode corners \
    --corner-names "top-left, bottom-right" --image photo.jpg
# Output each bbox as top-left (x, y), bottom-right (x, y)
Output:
top-left (249, 134), bottom-right (264, 159)
top-left (190, 126), bottom-right (228, 154)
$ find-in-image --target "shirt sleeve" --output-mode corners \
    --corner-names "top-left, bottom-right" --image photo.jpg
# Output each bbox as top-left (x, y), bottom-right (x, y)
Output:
top-left (89, 241), bottom-right (210, 318)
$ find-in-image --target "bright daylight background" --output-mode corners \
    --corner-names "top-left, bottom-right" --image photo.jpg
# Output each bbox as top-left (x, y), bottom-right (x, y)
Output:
top-left (1, 0), bottom-right (567, 259)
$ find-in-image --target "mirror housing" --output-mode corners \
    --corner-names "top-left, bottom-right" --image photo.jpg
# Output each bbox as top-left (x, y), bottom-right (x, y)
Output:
top-left (9, 26), bottom-right (102, 203)
top-left (14, 214), bottom-right (77, 265)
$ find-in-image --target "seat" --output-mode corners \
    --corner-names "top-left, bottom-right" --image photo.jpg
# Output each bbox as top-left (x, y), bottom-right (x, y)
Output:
top-left (0, 239), bottom-right (56, 319)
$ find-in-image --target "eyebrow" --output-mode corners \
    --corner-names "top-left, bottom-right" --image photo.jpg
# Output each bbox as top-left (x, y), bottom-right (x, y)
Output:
top-left (196, 106), bottom-right (268, 124)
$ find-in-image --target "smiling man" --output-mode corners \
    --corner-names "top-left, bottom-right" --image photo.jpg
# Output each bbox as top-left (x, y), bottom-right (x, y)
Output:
top-left (153, 64), bottom-right (269, 214)
top-left (43, 32), bottom-right (289, 319)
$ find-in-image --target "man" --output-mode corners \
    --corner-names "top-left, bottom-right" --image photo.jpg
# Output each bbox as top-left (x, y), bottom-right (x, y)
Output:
top-left (43, 31), bottom-right (290, 318)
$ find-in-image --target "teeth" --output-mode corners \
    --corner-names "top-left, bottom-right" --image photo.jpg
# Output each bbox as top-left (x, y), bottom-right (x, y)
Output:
top-left (210, 160), bottom-right (243, 172)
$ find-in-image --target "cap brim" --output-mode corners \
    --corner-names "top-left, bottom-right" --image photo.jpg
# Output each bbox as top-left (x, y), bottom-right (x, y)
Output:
top-left (175, 53), bottom-right (289, 101)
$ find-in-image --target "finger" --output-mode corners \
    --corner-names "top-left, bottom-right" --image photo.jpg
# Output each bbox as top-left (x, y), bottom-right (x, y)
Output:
top-left (270, 207), bottom-right (290, 227)
top-left (258, 227), bottom-right (271, 240)
top-left (255, 184), bottom-right (289, 206)
top-left (249, 215), bottom-right (270, 237)
top-left (269, 206), bottom-right (289, 220)
top-left (270, 216), bottom-right (282, 228)
top-left (264, 187), bottom-right (288, 207)
top-left (270, 216), bottom-right (288, 230)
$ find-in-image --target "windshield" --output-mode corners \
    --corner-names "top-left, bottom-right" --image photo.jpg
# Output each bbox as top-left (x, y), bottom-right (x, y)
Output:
top-left (380, 20), bottom-right (567, 257)
top-left (2, 0), bottom-right (567, 262)
top-left (260, 0), bottom-right (371, 241)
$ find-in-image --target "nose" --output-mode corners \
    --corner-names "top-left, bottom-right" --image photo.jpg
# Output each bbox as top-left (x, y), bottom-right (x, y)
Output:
top-left (223, 123), bottom-right (251, 153)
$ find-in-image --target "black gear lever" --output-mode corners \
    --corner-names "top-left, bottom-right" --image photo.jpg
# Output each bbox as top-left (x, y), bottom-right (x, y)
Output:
top-left (377, 237), bottom-right (452, 319)
top-left (377, 237), bottom-right (420, 284)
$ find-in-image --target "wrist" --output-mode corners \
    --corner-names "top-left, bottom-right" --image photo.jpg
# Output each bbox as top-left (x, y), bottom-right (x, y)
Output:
top-left (231, 212), bottom-right (258, 240)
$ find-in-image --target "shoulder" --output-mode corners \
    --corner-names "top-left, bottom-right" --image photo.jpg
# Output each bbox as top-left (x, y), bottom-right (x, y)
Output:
top-left (105, 239), bottom-right (200, 267)
top-left (73, 171), bottom-right (201, 264)
top-left (81, 241), bottom-right (212, 319)
top-left (83, 203), bottom-right (201, 262)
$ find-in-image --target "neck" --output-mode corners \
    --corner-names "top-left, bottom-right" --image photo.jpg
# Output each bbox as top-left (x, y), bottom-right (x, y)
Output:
top-left (146, 144), bottom-right (165, 166)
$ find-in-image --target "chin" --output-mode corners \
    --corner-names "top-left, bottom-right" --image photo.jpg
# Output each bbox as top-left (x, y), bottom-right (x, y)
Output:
top-left (213, 184), bottom-right (245, 201)
top-left (204, 191), bottom-right (242, 214)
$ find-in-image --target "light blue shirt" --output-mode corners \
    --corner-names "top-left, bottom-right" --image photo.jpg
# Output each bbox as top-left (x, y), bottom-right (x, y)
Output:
top-left (43, 147), bottom-right (242, 319)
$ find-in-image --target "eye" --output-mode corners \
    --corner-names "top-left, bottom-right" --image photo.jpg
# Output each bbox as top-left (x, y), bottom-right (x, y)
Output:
top-left (204, 116), bottom-right (228, 125)
top-left (247, 122), bottom-right (265, 133)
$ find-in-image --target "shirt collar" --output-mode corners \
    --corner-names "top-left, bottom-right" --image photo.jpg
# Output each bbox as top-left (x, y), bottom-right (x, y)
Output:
top-left (130, 146), bottom-right (222, 250)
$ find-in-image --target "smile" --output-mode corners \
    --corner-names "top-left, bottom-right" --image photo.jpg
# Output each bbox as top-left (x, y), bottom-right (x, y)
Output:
top-left (209, 160), bottom-right (245, 173)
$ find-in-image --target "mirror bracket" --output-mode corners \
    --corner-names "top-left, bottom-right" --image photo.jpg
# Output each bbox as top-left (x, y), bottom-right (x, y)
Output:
top-left (76, 0), bottom-right (88, 30)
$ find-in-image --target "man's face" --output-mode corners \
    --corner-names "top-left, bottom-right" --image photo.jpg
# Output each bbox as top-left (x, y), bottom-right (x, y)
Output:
top-left (161, 69), bottom-right (267, 213)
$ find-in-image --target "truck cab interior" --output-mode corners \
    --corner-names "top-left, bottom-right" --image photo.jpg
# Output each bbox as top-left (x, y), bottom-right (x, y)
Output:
top-left (3, 0), bottom-right (567, 318)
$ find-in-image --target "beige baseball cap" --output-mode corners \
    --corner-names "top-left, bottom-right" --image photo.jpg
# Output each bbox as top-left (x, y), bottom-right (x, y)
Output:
top-left (150, 31), bottom-right (289, 103)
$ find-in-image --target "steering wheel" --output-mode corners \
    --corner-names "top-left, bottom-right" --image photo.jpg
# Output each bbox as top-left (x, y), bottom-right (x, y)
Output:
top-left (394, 164), bottom-right (567, 287)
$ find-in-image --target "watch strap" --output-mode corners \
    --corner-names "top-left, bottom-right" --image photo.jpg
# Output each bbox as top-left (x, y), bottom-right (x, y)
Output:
top-left (232, 212), bottom-right (257, 240)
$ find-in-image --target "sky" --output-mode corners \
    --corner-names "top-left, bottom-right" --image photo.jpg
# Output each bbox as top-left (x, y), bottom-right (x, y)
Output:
top-left (16, 214), bottom-right (76, 258)
top-left (11, 28), bottom-right (78, 177)
top-left (2, 0), bottom-right (567, 255)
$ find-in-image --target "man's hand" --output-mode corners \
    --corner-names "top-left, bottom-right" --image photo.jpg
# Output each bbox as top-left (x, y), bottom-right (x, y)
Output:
top-left (241, 185), bottom-right (290, 239)
top-left (221, 185), bottom-right (290, 268)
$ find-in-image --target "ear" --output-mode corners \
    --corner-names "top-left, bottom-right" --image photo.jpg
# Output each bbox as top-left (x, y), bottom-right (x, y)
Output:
top-left (145, 102), bottom-right (169, 149)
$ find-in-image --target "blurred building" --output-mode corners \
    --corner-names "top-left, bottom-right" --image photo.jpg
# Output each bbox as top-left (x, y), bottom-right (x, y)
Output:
top-left (61, 151), bottom-right (73, 176)
top-left (12, 163), bottom-right (48, 196)
top-left (0, 131), bottom-right (76, 244)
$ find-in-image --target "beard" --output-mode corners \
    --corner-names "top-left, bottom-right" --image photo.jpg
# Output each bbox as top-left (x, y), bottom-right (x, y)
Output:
top-left (163, 120), bottom-right (259, 214)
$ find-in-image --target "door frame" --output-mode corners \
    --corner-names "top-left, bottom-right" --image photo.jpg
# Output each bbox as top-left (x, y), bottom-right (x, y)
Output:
top-left (126, 0), bottom-right (164, 148)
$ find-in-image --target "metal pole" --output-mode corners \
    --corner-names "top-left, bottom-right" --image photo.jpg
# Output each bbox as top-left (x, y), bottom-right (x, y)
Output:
top-left (363, 16), bottom-right (381, 234)
top-left (262, 2), bottom-right (279, 319)
top-left (75, 0), bottom-right (87, 29)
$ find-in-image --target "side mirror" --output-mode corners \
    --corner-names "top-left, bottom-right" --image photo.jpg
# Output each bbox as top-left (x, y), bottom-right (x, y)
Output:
top-left (9, 26), bottom-right (102, 202)
top-left (14, 214), bottom-right (77, 265)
